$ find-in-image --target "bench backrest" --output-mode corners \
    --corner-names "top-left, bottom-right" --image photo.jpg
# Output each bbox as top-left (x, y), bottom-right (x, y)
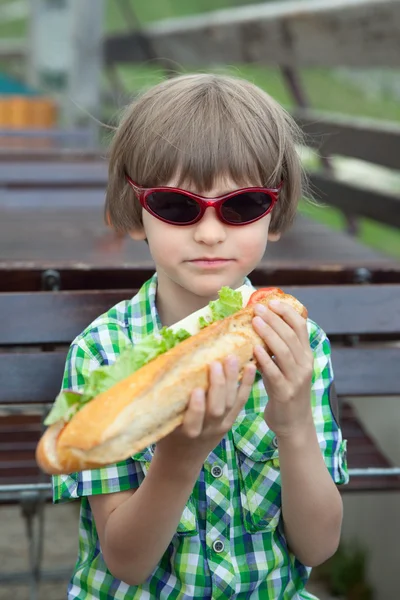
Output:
top-left (1, 283), bottom-right (399, 491)
top-left (1, 284), bottom-right (399, 404)
top-left (2, 264), bottom-right (400, 293)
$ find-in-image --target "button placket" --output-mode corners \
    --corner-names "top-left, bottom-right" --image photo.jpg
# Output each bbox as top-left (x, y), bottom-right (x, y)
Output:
top-left (206, 438), bottom-right (236, 599)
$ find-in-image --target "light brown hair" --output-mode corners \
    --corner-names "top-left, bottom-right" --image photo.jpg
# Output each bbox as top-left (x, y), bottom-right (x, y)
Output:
top-left (105, 73), bottom-right (306, 234)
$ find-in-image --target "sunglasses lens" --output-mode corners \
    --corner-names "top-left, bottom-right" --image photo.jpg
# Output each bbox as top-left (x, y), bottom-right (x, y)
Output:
top-left (146, 191), bottom-right (200, 224)
top-left (221, 192), bottom-right (273, 224)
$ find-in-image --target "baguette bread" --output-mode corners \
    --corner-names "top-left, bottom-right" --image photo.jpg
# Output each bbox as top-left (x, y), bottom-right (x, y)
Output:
top-left (36, 289), bottom-right (307, 475)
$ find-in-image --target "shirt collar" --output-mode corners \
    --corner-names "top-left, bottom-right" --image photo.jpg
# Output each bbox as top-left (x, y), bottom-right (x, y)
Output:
top-left (130, 273), bottom-right (254, 343)
top-left (130, 272), bottom-right (161, 344)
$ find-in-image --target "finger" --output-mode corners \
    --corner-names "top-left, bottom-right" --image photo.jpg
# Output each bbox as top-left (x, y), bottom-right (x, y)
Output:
top-left (226, 363), bottom-right (257, 426)
top-left (254, 303), bottom-right (306, 366)
top-left (181, 388), bottom-right (206, 438)
top-left (252, 315), bottom-right (297, 377)
top-left (207, 362), bottom-right (227, 418)
top-left (223, 355), bottom-right (240, 410)
top-left (267, 300), bottom-right (310, 352)
top-left (254, 345), bottom-right (285, 391)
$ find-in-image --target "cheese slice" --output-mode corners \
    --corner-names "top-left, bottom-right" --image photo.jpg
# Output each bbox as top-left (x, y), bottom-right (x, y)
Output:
top-left (169, 284), bottom-right (255, 336)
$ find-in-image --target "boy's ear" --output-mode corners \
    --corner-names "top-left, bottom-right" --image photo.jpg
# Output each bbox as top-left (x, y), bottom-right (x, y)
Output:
top-left (129, 227), bottom-right (147, 241)
top-left (268, 231), bottom-right (281, 242)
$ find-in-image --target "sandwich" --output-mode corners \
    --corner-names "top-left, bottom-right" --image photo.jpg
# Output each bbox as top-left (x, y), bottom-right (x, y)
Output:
top-left (36, 285), bottom-right (307, 475)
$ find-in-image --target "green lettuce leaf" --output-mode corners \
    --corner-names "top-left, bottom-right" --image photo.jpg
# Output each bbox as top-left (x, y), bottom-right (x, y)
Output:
top-left (44, 391), bottom-right (83, 426)
top-left (45, 286), bottom-right (244, 426)
top-left (198, 286), bottom-right (243, 329)
top-left (44, 327), bottom-right (190, 425)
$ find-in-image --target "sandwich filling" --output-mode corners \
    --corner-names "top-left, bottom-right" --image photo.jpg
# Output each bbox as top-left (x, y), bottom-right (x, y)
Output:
top-left (45, 285), bottom-right (252, 426)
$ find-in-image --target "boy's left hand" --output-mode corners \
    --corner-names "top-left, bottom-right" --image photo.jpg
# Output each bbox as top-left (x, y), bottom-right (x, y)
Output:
top-left (252, 300), bottom-right (314, 439)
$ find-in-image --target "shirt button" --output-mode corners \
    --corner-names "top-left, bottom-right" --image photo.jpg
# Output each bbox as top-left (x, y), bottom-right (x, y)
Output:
top-left (211, 464), bottom-right (223, 478)
top-left (272, 436), bottom-right (278, 449)
top-left (212, 539), bottom-right (225, 553)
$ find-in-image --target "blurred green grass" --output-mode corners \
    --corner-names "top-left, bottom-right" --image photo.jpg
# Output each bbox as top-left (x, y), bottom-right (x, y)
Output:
top-left (115, 63), bottom-right (400, 123)
top-left (106, 0), bottom-right (269, 28)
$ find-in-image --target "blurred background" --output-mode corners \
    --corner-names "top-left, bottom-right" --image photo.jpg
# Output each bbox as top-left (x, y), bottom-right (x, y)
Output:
top-left (0, 1), bottom-right (399, 599)
top-left (1, 0), bottom-right (400, 260)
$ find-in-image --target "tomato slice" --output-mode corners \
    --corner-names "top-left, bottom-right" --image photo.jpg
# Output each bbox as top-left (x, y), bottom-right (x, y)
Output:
top-left (247, 287), bottom-right (283, 306)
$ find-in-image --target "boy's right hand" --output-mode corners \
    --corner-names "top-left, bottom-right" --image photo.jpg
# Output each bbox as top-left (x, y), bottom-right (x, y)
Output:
top-left (155, 357), bottom-right (256, 466)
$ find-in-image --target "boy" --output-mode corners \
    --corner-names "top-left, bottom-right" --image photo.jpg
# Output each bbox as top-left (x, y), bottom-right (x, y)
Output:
top-left (53, 73), bottom-right (348, 599)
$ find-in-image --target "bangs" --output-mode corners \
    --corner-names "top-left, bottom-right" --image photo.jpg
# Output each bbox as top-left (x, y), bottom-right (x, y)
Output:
top-left (125, 75), bottom-right (288, 191)
top-left (139, 114), bottom-right (274, 192)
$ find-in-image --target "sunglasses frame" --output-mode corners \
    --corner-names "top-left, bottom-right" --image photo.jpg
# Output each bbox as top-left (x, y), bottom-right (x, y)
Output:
top-left (125, 173), bottom-right (282, 226)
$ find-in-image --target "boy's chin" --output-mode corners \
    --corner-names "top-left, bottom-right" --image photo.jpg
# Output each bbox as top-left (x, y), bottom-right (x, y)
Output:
top-left (184, 276), bottom-right (246, 298)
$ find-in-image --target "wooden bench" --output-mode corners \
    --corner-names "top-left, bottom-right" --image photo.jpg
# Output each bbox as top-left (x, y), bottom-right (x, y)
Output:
top-left (1, 266), bottom-right (399, 592)
top-left (2, 278), bottom-right (399, 496)
top-left (2, 281), bottom-right (399, 492)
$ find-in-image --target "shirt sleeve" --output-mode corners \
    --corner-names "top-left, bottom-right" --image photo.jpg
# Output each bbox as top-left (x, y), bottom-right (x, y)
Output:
top-left (309, 321), bottom-right (349, 486)
top-left (52, 337), bottom-right (144, 504)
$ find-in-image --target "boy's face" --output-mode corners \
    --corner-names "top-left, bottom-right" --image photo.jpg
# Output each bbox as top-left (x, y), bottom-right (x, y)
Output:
top-left (130, 175), bottom-right (280, 303)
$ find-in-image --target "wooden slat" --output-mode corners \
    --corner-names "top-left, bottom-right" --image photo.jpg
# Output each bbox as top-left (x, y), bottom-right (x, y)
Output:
top-left (0, 210), bottom-right (392, 267)
top-left (0, 189), bottom-right (106, 209)
top-left (0, 450), bottom-right (38, 462)
top-left (0, 442), bottom-right (37, 452)
top-left (0, 290), bottom-right (130, 345)
top-left (0, 267), bottom-right (154, 292)
top-left (0, 149), bottom-right (106, 162)
top-left (0, 351), bottom-right (67, 404)
top-left (0, 403), bottom-right (398, 492)
top-left (0, 463), bottom-right (42, 478)
top-left (1, 285), bottom-right (399, 345)
top-left (2, 265), bottom-right (400, 293)
top-left (341, 403), bottom-right (400, 491)
top-left (0, 431), bottom-right (41, 445)
top-left (295, 110), bottom-right (400, 170)
top-left (332, 347), bottom-right (400, 396)
top-left (0, 416), bottom-right (42, 449)
top-left (104, 0), bottom-right (400, 68)
top-left (0, 161), bottom-right (107, 188)
top-left (0, 345), bottom-right (398, 406)
top-left (309, 172), bottom-right (400, 228)
top-left (284, 285), bottom-right (400, 336)
top-left (344, 478), bottom-right (400, 493)
top-left (0, 127), bottom-right (94, 148)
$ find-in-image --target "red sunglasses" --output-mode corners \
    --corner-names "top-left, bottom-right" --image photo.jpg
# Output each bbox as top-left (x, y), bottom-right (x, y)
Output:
top-left (125, 173), bottom-right (282, 227)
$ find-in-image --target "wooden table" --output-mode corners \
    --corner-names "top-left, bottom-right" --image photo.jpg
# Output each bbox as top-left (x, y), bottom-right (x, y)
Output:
top-left (0, 203), bottom-right (394, 268)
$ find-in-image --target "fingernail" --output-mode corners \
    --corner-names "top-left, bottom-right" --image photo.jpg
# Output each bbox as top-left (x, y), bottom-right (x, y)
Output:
top-left (253, 316), bottom-right (265, 328)
top-left (269, 299), bottom-right (280, 308)
top-left (254, 304), bottom-right (267, 316)
top-left (212, 362), bottom-right (223, 374)
top-left (227, 356), bottom-right (239, 369)
top-left (193, 388), bottom-right (204, 402)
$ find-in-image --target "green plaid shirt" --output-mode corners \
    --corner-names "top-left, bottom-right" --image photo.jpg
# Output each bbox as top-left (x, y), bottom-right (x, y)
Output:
top-left (53, 274), bottom-right (348, 599)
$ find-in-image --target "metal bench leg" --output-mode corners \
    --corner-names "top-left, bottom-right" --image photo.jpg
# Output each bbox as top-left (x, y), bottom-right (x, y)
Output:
top-left (20, 491), bottom-right (46, 600)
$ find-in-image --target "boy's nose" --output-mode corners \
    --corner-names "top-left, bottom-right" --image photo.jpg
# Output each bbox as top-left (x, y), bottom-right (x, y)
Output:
top-left (193, 207), bottom-right (227, 245)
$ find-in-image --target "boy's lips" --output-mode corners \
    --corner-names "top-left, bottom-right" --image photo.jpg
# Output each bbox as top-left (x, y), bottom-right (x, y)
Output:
top-left (188, 258), bottom-right (234, 268)
top-left (189, 257), bottom-right (231, 261)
